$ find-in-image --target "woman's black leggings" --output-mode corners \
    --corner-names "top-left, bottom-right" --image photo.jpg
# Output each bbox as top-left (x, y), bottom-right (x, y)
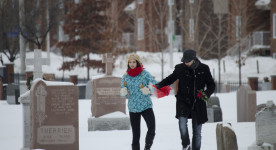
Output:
top-left (129, 108), bottom-right (156, 148)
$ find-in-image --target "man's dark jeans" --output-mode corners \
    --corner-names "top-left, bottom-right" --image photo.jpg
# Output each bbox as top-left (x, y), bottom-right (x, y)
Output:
top-left (178, 113), bottom-right (202, 150)
top-left (130, 108), bottom-right (156, 149)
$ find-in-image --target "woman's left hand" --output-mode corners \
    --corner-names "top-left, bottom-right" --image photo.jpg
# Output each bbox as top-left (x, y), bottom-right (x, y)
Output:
top-left (140, 86), bottom-right (150, 95)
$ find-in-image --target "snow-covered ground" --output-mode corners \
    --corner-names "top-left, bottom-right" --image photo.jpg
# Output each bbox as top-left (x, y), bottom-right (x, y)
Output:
top-left (0, 51), bottom-right (276, 150)
top-left (1, 91), bottom-right (276, 150)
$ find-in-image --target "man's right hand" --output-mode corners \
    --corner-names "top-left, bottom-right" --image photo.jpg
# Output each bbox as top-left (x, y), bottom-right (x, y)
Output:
top-left (155, 83), bottom-right (161, 89)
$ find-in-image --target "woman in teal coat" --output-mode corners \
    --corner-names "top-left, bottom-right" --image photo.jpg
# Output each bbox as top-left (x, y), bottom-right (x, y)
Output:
top-left (120, 54), bottom-right (157, 150)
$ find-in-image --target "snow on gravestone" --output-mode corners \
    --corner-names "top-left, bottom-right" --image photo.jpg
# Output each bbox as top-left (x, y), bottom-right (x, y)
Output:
top-left (30, 80), bottom-right (79, 150)
top-left (255, 101), bottom-right (276, 146)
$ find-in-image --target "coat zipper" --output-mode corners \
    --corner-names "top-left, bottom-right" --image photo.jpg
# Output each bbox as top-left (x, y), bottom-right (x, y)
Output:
top-left (192, 70), bottom-right (196, 110)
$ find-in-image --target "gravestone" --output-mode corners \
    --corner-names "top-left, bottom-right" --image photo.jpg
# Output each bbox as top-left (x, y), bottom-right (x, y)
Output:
top-left (20, 50), bottom-right (51, 150)
top-left (221, 83), bottom-right (230, 93)
top-left (25, 71), bottom-right (33, 90)
top-left (5, 63), bottom-right (14, 84)
top-left (248, 101), bottom-right (276, 150)
top-left (271, 75), bottom-right (276, 90)
top-left (43, 73), bottom-right (55, 81)
top-left (91, 76), bottom-right (126, 117)
top-left (6, 84), bottom-right (20, 104)
top-left (207, 96), bottom-right (222, 122)
top-left (256, 104), bottom-right (266, 113)
top-left (19, 91), bottom-right (31, 150)
top-left (30, 79), bottom-right (78, 150)
top-left (261, 82), bottom-right (271, 91)
top-left (3, 83), bottom-right (7, 100)
top-left (25, 49), bottom-right (50, 80)
top-left (88, 53), bottom-right (130, 131)
top-left (216, 123), bottom-right (238, 150)
top-left (248, 77), bottom-right (259, 91)
top-left (255, 101), bottom-right (276, 146)
top-left (77, 84), bottom-right (86, 99)
top-left (85, 80), bottom-right (92, 99)
top-left (237, 85), bottom-right (256, 122)
top-left (0, 66), bottom-right (8, 84)
top-left (20, 81), bottom-right (29, 96)
top-left (25, 71), bottom-right (33, 81)
top-left (69, 75), bottom-right (78, 85)
top-left (0, 77), bottom-right (3, 100)
top-left (102, 53), bottom-right (115, 75)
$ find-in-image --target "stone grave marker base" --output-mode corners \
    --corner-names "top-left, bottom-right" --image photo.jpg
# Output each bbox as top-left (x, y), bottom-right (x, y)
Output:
top-left (248, 144), bottom-right (274, 150)
top-left (88, 117), bottom-right (130, 131)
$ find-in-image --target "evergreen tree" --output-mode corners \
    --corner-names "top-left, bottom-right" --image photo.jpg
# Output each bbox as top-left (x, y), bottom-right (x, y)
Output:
top-left (57, 0), bottom-right (111, 79)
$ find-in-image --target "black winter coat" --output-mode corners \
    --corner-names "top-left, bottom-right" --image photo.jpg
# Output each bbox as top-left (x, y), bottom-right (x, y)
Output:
top-left (158, 60), bottom-right (215, 124)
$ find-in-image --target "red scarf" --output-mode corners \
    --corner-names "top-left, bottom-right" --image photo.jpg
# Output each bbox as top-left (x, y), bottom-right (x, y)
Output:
top-left (127, 66), bottom-right (143, 77)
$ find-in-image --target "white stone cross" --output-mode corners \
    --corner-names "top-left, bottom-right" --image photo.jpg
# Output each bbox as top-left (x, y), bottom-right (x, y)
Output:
top-left (26, 49), bottom-right (50, 80)
top-left (102, 53), bottom-right (114, 75)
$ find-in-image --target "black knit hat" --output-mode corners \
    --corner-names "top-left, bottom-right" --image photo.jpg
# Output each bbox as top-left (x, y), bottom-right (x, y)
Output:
top-left (181, 49), bottom-right (196, 63)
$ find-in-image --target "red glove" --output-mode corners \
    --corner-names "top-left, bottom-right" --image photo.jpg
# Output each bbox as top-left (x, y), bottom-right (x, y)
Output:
top-left (152, 85), bottom-right (172, 98)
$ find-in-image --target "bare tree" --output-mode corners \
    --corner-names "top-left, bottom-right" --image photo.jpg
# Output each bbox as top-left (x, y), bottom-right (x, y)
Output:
top-left (19, 0), bottom-right (63, 49)
top-left (227, 0), bottom-right (269, 86)
top-left (174, 0), bottom-right (231, 92)
top-left (106, 0), bottom-right (135, 56)
top-left (0, 0), bottom-right (19, 63)
top-left (144, 0), bottom-right (168, 79)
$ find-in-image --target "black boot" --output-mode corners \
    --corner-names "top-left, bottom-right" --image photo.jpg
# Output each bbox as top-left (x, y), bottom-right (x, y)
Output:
top-left (144, 144), bottom-right (151, 150)
top-left (144, 133), bottom-right (154, 150)
top-left (132, 144), bottom-right (140, 150)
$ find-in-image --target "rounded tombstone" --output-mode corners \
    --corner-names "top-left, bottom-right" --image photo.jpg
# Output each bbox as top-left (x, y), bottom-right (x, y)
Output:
top-left (207, 96), bottom-right (220, 107)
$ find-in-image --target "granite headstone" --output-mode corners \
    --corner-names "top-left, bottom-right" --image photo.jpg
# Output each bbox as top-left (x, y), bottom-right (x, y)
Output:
top-left (88, 53), bottom-right (129, 131)
top-left (7, 84), bottom-right (20, 104)
top-left (19, 91), bottom-right (31, 150)
top-left (216, 123), bottom-right (238, 150)
top-left (77, 84), bottom-right (86, 99)
top-left (25, 49), bottom-right (50, 80)
top-left (0, 66), bottom-right (8, 84)
top-left (30, 80), bottom-right (79, 150)
top-left (85, 80), bottom-right (92, 99)
top-left (0, 77), bottom-right (3, 100)
top-left (207, 96), bottom-right (222, 122)
top-left (102, 53), bottom-right (115, 76)
top-left (255, 101), bottom-right (276, 146)
top-left (237, 85), bottom-right (256, 122)
top-left (91, 76), bottom-right (126, 117)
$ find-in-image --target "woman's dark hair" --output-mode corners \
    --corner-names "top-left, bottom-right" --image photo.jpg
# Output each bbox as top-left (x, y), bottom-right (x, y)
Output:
top-left (127, 60), bottom-right (141, 70)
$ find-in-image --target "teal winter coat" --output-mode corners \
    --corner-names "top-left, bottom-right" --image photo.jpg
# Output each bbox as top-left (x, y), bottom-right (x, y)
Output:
top-left (121, 70), bottom-right (157, 113)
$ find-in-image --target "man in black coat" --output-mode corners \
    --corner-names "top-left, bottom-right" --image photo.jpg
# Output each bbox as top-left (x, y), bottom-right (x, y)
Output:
top-left (156, 49), bottom-right (215, 150)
